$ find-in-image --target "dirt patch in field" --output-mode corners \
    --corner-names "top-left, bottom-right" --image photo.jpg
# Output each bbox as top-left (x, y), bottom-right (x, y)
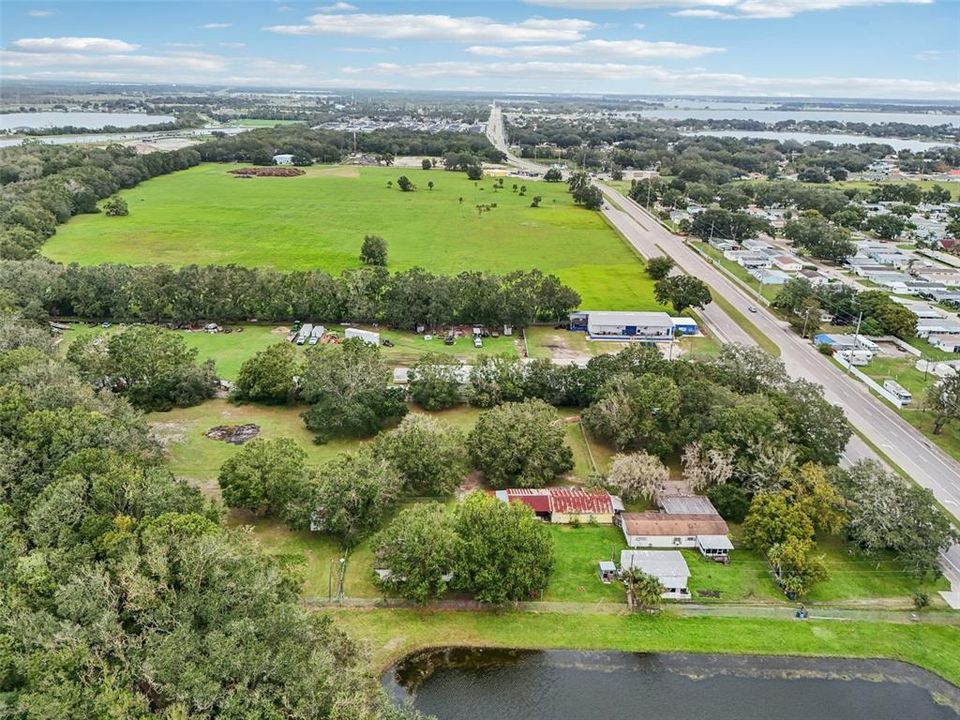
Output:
top-left (229, 167), bottom-right (306, 177)
top-left (538, 332), bottom-right (592, 364)
top-left (272, 326), bottom-right (291, 335)
top-left (205, 424), bottom-right (261, 444)
top-left (149, 421), bottom-right (187, 447)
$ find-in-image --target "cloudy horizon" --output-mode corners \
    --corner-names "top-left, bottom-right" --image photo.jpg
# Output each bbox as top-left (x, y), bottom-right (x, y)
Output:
top-left (1, 0), bottom-right (957, 100)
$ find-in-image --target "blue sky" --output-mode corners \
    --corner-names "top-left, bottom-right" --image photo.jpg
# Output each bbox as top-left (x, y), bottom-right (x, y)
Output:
top-left (1, 0), bottom-right (958, 99)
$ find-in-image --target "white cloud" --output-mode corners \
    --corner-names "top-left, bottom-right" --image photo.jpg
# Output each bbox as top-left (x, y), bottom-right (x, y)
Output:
top-left (914, 49), bottom-right (958, 61)
top-left (1, 49), bottom-right (228, 73)
top-left (466, 39), bottom-right (724, 60)
top-left (524, 0), bottom-right (933, 19)
top-left (316, 2), bottom-right (358, 11)
top-left (219, 42), bottom-right (247, 48)
top-left (266, 13), bottom-right (595, 42)
top-left (201, 22), bottom-right (233, 29)
top-left (165, 42), bottom-right (205, 48)
top-left (27, 9), bottom-right (54, 17)
top-left (339, 59), bottom-right (959, 99)
top-left (12, 37), bottom-right (140, 53)
top-left (672, 9), bottom-right (739, 18)
top-left (0, 48), bottom-right (316, 86)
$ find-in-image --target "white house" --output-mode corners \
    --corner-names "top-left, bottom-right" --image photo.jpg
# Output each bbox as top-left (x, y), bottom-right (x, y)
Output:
top-left (620, 550), bottom-right (691, 600)
top-left (772, 255), bottom-right (803, 272)
top-left (617, 512), bottom-right (732, 560)
top-left (272, 153), bottom-right (295, 165)
top-left (917, 318), bottom-right (960, 339)
top-left (932, 335), bottom-right (960, 353)
top-left (797, 269), bottom-right (829, 286)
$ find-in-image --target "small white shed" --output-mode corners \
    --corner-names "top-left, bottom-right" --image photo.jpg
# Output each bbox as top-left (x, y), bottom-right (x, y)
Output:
top-left (345, 327), bottom-right (380, 346)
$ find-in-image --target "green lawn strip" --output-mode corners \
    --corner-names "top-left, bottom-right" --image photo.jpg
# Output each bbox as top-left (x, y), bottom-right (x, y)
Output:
top-left (840, 355), bottom-right (960, 468)
top-left (708, 291), bottom-right (782, 357)
top-left (44, 163), bottom-right (659, 311)
top-left (695, 242), bottom-right (779, 302)
top-left (328, 608), bottom-right (960, 684)
top-left (543, 525), bottom-right (627, 603)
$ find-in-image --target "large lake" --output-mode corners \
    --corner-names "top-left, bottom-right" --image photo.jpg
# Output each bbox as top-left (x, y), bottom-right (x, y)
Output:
top-left (642, 107), bottom-right (960, 126)
top-left (681, 129), bottom-right (954, 152)
top-left (385, 648), bottom-right (960, 720)
top-left (0, 111), bottom-right (175, 131)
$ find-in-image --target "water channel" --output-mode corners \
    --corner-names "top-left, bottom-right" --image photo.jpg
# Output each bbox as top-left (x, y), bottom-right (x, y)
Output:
top-left (384, 648), bottom-right (960, 720)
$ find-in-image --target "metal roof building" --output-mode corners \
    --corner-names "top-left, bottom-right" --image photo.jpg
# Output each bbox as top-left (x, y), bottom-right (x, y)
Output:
top-left (620, 550), bottom-right (690, 599)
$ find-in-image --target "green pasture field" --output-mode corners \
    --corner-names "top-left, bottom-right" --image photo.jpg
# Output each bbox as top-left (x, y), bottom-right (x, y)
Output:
top-left (45, 164), bottom-right (665, 311)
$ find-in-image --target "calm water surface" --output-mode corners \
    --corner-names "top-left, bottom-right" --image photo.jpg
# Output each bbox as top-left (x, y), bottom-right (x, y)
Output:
top-left (385, 649), bottom-right (960, 720)
top-left (643, 108), bottom-right (960, 126)
top-left (682, 129), bottom-right (954, 152)
top-left (1, 111), bottom-right (174, 130)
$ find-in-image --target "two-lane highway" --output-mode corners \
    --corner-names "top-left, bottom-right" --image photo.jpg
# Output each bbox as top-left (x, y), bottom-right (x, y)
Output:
top-left (600, 182), bottom-right (960, 519)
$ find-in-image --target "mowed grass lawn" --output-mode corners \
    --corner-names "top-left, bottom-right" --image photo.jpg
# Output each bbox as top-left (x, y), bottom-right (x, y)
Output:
top-left (45, 164), bottom-right (664, 311)
top-left (147, 400), bottom-right (610, 487)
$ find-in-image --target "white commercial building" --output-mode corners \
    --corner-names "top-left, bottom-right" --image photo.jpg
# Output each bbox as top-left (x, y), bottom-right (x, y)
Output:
top-left (570, 311), bottom-right (674, 341)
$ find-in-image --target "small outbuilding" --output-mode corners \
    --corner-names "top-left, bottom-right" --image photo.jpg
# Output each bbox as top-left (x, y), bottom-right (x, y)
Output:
top-left (344, 327), bottom-right (380, 346)
top-left (273, 153), bottom-right (295, 165)
top-left (597, 561), bottom-right (618, 584)
top-left (620, 550), bottom-right (691, 599)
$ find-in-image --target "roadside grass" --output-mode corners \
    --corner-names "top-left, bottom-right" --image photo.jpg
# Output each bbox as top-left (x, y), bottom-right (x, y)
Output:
top-left (709, 291), bottom-right (781, 357)
top-left (847, 354), bottom-right (960, 466)
top-left (45, 163), bottom-right (663, 311)
top-left (330, 608), bottom-right (960, 684)
top-left (806, 536), bottom-right (949, 605)
top-left (696, 241), bottom-right (781, 301)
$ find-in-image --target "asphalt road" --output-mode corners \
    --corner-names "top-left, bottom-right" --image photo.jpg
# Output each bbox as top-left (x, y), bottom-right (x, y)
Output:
top-left (487, 103), bottom-right (959, 588)
top-left (599, 183), bottom-right (960, 521)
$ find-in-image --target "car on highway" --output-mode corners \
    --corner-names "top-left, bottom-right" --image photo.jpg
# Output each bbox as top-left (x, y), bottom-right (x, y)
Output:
top-left (748, 305), bottom-right (758, 313)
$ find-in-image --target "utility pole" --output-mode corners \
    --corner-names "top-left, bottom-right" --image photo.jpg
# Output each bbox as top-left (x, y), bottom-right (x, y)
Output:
top-left (801, 306), bottom-right (813, 339)
top-left (847, 311), bottom-right (863, 374)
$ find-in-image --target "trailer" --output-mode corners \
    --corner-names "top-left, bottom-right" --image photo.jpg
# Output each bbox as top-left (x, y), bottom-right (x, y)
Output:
top-left (344, 327), bottom-right (380, 346)
top-left (296, 323), bottom-right (313, 345)
top-left (308, 325), bottom-right (326, 345)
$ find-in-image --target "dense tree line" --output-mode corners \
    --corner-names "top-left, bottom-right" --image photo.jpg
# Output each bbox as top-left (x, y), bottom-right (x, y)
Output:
top-left (774, 279), bottom-right (917, 339)
top-left (0, 319), bottom-right (423, 718)
top-left (0, 143), bottom-right (201, 259)
top-left (197, 125), bottom-right (504, 165)
top-left (1, 260), bottom-right (580, 328)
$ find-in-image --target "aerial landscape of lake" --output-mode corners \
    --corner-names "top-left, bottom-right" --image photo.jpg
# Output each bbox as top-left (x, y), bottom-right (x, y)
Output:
top-left (385, 649), bottom-right (960, 720)
top-left (681, 129), bottom-right (953, 152)
top-left (641, 107), bottom-right (960, 126)
top-left (0, 111), bottom-right (175, 131)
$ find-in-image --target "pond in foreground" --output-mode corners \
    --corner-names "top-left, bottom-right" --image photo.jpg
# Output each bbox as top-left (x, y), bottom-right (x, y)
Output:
top-left (384, 648), bottom-right (960, 720)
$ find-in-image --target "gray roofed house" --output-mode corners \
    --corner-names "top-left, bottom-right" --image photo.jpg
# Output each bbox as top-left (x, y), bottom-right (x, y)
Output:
top-left (620, 550), bottom-right (690, 599)
top-left (658, 494), bottom-right (718, 516)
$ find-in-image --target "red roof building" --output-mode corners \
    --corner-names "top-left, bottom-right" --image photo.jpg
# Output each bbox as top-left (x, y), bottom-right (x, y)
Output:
top-left (490, 487), bottom-right (623, 523)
